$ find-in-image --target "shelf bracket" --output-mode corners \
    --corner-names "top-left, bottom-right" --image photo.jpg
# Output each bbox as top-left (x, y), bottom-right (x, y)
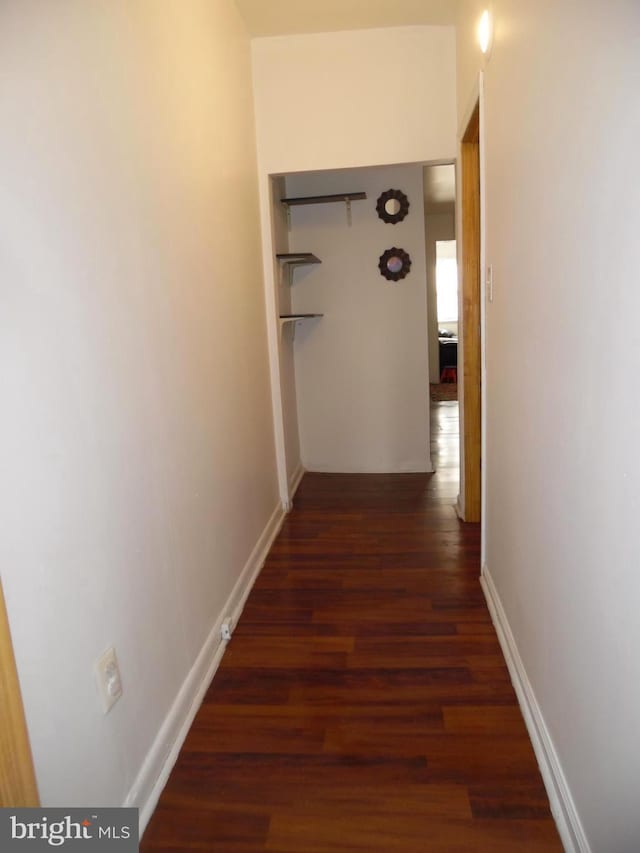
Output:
top-left (345, 197), bottom-right (352, 227)
top-left (280, 317), bottom-right (300, 341)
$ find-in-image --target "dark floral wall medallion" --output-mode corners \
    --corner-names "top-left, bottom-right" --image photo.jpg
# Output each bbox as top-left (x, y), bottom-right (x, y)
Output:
top-left (378, 247), bottom-right (411, 281)
top-left (376, 189), bottom-right (410, 224)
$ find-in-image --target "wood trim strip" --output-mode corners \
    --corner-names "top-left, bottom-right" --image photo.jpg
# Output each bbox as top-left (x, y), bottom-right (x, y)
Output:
top-left (462, 102), bottom-right (480, 144)
top-left (461, 103), bottom-right (482, 523)
top-left (0, 579), bottom-right (39, 807)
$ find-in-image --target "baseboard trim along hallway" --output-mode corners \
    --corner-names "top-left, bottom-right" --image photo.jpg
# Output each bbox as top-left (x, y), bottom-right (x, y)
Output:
top-left (286, 462), bottom-right (305, 510)
top-left (125, 500), bottom-right (286, 834)
top-left (481, 566), bottom-right (591, 853)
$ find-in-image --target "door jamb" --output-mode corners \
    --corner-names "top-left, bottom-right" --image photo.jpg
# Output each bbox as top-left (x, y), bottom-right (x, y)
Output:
top-left (0, 578), bottom-right (39, 807)
top-left (457, 73), bottom-right (487, 550)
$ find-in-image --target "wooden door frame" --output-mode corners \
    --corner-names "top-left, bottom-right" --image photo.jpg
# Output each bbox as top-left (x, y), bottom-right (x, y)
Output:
top-left (0, 578), bottom-right (39, 807)
top-left (458, 76), bottom-right (484, 527)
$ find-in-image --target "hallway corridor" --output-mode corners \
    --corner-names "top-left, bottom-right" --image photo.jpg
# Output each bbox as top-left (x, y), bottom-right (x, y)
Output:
top-left (141, 404), bottom-right (561, 851)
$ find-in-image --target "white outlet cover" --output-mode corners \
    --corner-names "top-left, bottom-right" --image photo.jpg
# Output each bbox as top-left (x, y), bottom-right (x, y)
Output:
top-left (94, 646), bottom-right (123, 714)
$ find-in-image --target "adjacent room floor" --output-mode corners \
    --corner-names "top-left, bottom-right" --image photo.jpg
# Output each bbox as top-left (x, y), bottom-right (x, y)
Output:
top-left (141, 402), bottom-right (562, 851)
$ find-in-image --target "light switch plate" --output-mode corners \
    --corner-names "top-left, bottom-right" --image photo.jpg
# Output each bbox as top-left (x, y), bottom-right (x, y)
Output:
top-left (94, 646), bottom-right (123, 714)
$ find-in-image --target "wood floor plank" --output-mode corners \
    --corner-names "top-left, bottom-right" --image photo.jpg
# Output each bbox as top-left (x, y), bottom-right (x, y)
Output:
top-left (156, 782), bottom-right (472, 822)
top-left (468, 783), bottom-right (555, 820)
top-left (265, 813), bottom-right (561, 853)
top-left (140, 402), bottom-right (562, 851)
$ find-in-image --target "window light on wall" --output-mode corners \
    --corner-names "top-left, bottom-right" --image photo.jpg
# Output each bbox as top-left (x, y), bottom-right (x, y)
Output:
top-left (436, 241), bottom-right (458, 323)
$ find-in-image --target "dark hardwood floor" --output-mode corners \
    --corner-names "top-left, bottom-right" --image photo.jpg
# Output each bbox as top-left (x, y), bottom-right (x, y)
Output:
top-left (141, 402), bottom-right (562, 851)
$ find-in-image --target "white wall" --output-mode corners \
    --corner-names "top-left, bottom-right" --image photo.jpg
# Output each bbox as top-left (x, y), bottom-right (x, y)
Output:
top-left (252, 26), bottom-right (457, 175)
top-left (457, 2), bottom-right (640, 851)
top-left (424, 211), bottom-right (456, 383)
top-left (286, 165), bottom-right (431, 473)
top-left (0, 0), bottom-right (278, 811)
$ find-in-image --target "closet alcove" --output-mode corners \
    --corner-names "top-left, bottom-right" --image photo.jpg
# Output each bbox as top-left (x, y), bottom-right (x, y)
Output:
top-left (269, 164), bottom-right (433, 499)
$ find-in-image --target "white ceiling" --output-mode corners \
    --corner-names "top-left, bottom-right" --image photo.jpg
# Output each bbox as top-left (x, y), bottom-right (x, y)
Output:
top-left (423, 164), bottom-right (456, 213)
top-left (235, 0), bottom-right (459, 38)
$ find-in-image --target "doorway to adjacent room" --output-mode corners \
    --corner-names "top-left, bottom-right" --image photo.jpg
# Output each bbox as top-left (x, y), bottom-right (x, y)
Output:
top-left (424, 163), bottom-right (459, 488)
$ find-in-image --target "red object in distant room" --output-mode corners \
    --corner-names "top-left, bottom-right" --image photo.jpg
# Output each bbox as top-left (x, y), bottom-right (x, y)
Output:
top-left (440, 367), bottom-right (457, 383)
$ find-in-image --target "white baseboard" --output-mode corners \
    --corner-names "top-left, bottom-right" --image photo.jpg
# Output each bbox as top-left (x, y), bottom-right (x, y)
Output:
top-left (480, 566), bottom-right (590, 853)
top-left (287, 461), bottom-right (305, 506)
top-left (302, 463), bottom-right (434, 474)
top-left (126, 501), bottom-right (286, 836)
top-left (455, 494), bottom-right (464, 520)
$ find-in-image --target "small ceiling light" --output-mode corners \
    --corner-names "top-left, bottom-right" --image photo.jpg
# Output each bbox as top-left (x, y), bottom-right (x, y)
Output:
top-left (478, 10), bottom-right (493, 56)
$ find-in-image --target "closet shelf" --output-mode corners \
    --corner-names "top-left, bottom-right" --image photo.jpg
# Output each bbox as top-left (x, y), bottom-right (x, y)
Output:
top-left (280, 192), bottom-right (366, 207)
top-left (276, 253), bottom-right (321, 266)
top-left (279, 314), bottom-right (324, 324)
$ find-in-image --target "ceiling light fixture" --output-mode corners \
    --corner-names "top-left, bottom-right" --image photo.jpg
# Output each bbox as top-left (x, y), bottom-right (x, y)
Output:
top-left (478, 10), bottom-right (493, 56)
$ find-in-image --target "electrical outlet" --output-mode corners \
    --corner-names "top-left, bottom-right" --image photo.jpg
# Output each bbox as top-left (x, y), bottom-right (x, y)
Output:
top-left (221, 618), bottom-right (233, 642)
top-left (94, 647), bottom-right (123, 714)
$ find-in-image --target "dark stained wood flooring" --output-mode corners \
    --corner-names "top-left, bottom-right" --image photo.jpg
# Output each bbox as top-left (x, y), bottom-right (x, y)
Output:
top-left (141, 402), bottom-right (562, 851)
